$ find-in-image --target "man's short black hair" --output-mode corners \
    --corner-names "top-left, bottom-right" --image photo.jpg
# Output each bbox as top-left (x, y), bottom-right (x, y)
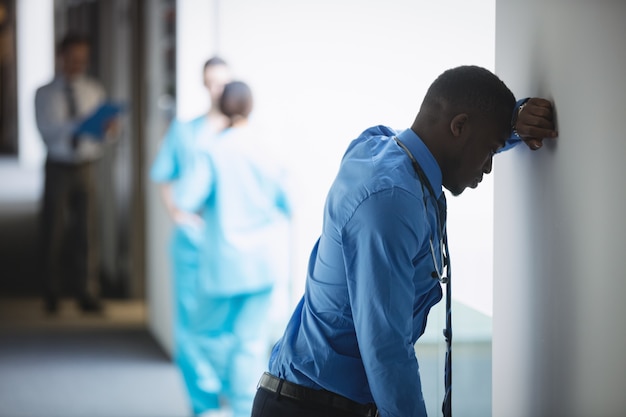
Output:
top-left (204, 56), bottom-right (228, 71)
top-left (422, 65), bottom-right (516, 129)
top-left (57, 32), bottom-right (90, 55)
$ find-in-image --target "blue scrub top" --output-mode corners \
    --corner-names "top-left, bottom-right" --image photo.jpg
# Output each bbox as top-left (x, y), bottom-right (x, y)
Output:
top-left (178, 125), bottom-right (292, 296)
top-left (150, 116), bottom-right (216, 246)
top-left (150, 115), bottom-right (215, 214)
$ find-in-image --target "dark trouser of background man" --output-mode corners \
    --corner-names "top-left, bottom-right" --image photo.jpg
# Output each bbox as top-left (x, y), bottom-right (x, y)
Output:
top-left (40, 159), bottom-right (101, 313)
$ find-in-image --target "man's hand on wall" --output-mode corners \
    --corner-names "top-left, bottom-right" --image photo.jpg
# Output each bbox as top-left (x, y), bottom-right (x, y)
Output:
top-left (515, 97), bottom-right (558, 150)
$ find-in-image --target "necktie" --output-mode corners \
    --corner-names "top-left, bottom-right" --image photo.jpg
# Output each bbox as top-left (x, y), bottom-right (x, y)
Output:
top-left (65, 81), bottom-right (80, 149)
top-left (65, 82), bottom-right (77, 117)
top-left (438, 194), bottom-right (453, 417)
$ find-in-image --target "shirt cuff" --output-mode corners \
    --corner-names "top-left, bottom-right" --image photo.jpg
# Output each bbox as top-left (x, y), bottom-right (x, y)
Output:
top-left (500, 98), bottom-right (530, 152)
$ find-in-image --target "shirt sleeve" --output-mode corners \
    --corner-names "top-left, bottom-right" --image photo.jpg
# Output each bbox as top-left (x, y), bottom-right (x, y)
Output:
top-left (174, 149), bottom-right (215, 213)
top-left (34, 86), bottom-right (79, 156)
top-left (275, 180), bottom-right (293, 217)
top-left (150, 120), bottom-right (182, 183)
top-left (500, 98), bottom-right (530, 152)
top-left (342, 188), bottom-right (429, 417)
top-left (265, 162), bottom-right (293, 218)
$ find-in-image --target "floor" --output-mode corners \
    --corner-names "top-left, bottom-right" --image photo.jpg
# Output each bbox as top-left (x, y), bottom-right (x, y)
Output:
top-left (0, 298), bottom-right (146, 331)
top-left (0, 302), bottom-right (191, 417)
top-left (0, 158), bottom-right (191, 417)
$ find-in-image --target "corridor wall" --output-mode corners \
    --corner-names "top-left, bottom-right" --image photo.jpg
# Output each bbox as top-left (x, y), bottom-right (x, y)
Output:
top-left (493, 2), bottom-right (626, 416)
top-left (146, 0), bottom-right (218, 356)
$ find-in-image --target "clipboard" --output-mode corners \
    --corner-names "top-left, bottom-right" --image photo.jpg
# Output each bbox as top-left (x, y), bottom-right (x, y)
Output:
top-left (75, 102), bottom-right (125, 140)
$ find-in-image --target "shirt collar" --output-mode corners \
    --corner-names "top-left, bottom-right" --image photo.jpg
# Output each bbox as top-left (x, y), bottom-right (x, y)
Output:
top-left (396, 128), bottom-right (443, 199)
top-left (55, 73), bottom-right (86, 86)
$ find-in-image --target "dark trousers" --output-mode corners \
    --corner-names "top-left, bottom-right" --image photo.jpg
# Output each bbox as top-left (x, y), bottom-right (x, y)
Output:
top-left (39, 159), bottom-right (99, 303)
top-left (251, 387), bottom-right (372, 417)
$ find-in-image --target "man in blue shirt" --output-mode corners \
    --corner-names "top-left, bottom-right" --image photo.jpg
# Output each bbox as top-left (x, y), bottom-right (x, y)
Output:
top-left (251, 66), bottom-right (557, 417)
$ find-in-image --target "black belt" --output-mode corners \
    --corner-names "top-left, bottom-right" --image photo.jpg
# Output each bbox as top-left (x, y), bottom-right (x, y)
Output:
top-left (46, 159), bottom-right (92, 169)
top-left (258, 372), bottom-right (378, 417)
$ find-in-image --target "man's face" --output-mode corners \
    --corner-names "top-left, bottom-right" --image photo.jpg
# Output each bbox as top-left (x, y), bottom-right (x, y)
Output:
top-left (443, 118), bottom-right (508, 196)
top-left (61, 43), bottom-right (90, 80)
top-left (204, 64), bottom-right (232, 105)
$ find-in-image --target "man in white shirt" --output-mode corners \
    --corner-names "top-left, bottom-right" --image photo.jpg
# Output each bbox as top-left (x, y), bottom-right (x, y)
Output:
top-left (35, 33), bottom-right (117, 313)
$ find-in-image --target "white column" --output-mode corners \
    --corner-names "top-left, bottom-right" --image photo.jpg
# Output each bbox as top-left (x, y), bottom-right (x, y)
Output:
top-left (494, 1), bottom-right (626, 416)
top-left (175, 0), bottom-right (218, 120)
top-left (16, 0), bottom-right (54, 168)
top-left (146, 0), bottom-right (219, 355)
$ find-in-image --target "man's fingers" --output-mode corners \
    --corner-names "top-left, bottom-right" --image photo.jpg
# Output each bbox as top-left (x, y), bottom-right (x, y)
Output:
top-left (519, 124), bottom-right (557, 141)
top-left (516, 99), bottom-right (558, 139)
top-left (515, 98), bottom-right (558, 150)
top-left (525, 103), bottom-right (553, 120)
top-left (532, 125), bottom-right (557, 138)
top-left (523, 138), bottom-right (544, 151)
top-left (519, 115), bottom-right (557, 135)
top-left (526, 97), bottom-right (553, 108)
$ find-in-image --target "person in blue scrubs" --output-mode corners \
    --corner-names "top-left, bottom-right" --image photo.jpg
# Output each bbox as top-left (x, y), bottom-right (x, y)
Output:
top-left (177, 80), bottom-right (292, 417)
top-left (250, 66), bottom-right (557, 417)
top-left (150, 57), bottom-right (232, 417)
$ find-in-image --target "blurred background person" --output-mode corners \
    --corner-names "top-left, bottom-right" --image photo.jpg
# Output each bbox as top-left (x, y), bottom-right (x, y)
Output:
top-left (175, 80), bottom-right (292, 417)
top-left (150, 56), bottom-right (233, 417)
top-left (34, 32), bottom-right (120, 314)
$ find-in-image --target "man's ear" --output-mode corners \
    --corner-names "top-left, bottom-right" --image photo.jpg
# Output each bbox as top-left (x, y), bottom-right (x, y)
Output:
top-left (450, 113), bottom-right (469, 138)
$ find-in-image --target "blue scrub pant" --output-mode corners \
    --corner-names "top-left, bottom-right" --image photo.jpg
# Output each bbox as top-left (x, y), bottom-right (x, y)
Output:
top-left (171, 229), bottom-right (273, 416)
top-left (192, 290), bottom-right (273, 417)
top-left (170, 228), bottom-right (221, 414)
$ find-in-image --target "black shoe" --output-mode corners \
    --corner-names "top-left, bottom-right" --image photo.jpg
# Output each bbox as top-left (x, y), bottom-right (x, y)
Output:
top-left (78, 296), bottom-right (103, 313)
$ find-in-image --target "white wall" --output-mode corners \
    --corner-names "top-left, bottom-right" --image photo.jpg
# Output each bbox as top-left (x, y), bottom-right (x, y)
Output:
top-left (147, 0), bottom-right (499, 361)
top-left (145, 0), bottom-right (179, 356)
top-left (16, 0), bottom-right (52, 168)
top-left (147, 0), bottom-right (221, 355)
top-left (213, 0), bottom-right (497, 315)
top-left (175, 0), bottom-right (218, 121)
top-left (493, 2), bottom-right (626, 416)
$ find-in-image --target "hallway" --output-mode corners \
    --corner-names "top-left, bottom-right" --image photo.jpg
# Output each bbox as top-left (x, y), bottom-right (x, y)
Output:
top-left (0, 152), bottom-right (494, 416)
top-left (0, 158), bottom-right (190, 417)
top-left (0, 302), bottom-right (190, 417)
top-left (0, 157), bottom-right (41, 296)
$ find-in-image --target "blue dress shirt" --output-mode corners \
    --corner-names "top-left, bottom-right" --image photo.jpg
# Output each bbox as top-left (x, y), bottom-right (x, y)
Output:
top-left (269, 125), bottom-right (446, 417)
top-left (35, 75), bottom-right (107, 163)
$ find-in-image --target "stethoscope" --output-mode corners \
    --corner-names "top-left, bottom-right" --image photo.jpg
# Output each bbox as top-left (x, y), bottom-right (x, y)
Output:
top-left (393, 137), bottom-right (449, 284)
top-left (394, 136), bottom-right (453, 417)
